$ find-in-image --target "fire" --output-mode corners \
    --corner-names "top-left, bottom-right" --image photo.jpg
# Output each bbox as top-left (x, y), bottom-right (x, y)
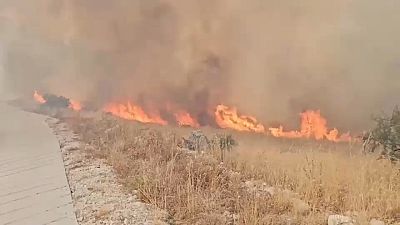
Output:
top-left (215, 104), bottom-right (265, 133)
top-left (33, 91), bottom-right (46, 104)
top-left (174, 111), bottom-right (200, 128)
top-left (33, 91), bottom-right (82, 111)
top-left (269, 110), bottom-right (351, 142)
top-left (69, 99), bottom-right (82, 111)
top-left (103, 101), bottom-right (167, 125)
top-left (300, 110), bottom-right (329, 140)
top-left (269, 126), bottom-right (303, 138)
top-left (32, 90), bottom-right (353, 141)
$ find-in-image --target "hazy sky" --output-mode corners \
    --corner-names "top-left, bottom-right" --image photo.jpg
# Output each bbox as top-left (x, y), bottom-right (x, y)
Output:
top-left (0, 0), bottom-right (399, 131)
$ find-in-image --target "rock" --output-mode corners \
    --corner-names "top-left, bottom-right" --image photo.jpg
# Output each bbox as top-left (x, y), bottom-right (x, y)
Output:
top-left (328, 215), bottom-right (354, 225)
top-left (370, 219), bottom-right (385, 225)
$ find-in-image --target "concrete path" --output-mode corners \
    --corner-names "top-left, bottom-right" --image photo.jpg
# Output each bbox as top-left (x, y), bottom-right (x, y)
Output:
top-left (0, 103), bottom-right (78, 225)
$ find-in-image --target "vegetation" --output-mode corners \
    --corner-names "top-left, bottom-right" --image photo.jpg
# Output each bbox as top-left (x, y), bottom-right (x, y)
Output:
top-left (67, 116), bottom-right (400, 225)
top-left (363, 106), bottom-right (400, 161)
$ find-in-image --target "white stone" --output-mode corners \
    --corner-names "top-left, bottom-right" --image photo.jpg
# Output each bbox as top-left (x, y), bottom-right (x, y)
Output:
top-left (370, 219), bottom-right (385, 225)
top-left (328, 215), bottom-right (354, 225)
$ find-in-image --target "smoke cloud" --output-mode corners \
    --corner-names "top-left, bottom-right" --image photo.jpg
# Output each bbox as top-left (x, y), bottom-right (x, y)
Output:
top-left (0, 0), bottom-right (399, 131)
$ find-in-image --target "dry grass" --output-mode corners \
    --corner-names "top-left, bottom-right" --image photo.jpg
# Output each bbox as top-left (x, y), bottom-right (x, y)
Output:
top-left (67, 116), bottom-right (400, 225)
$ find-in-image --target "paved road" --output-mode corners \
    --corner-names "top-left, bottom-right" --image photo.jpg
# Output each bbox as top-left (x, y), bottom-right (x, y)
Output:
top-left (0, 103), bottom-right (78, 225)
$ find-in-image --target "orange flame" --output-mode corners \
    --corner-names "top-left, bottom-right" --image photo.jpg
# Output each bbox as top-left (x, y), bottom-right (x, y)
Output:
top-left (69, 99), bottom-right (82, 111)
top-left (269, 110), bottom-right (351, 142)
top-left (269, 126), bottom-right (303, 138)
top-left (33, 89), bottom-right (352, 141)
top-left (103, 102), bottom-right (167, 125)
top-left (300, 110), bottom-right (329, 140)
top-left (33, 91), bottom-right (46, 104)
top-left (215, 104), bottom-right (265, 133)
top-left (174, 111), bottom-right (200, 128)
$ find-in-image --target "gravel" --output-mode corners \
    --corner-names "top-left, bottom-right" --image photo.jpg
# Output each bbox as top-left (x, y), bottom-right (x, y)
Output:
top-left (47, 118), bottom-right (168, 225)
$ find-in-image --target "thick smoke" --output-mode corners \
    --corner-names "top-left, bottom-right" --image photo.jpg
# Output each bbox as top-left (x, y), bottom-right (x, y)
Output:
top-left (0, 0), bottom-right (399, 131)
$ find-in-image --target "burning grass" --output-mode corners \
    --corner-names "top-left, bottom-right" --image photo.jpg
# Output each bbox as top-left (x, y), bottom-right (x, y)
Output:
top-left (67, 116), bottom-right (399, 225)
top-left (32, 91), bottom-right (354, 143)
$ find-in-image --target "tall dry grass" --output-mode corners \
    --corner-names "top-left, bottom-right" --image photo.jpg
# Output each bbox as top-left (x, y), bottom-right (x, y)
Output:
top-left (67, 116), bottom-right (400, 225)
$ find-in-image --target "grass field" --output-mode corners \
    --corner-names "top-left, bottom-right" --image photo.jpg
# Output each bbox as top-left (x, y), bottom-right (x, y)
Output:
top-left (66, 115), bottom-right (400, 225)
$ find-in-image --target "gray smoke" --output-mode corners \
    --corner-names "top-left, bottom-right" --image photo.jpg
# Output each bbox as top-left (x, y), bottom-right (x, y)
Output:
top-left (0, 0), bottom-right (399, 131)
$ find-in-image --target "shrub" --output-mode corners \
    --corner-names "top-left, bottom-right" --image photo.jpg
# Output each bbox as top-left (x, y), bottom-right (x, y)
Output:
top-left (363, 106), bottom-right (400, 161)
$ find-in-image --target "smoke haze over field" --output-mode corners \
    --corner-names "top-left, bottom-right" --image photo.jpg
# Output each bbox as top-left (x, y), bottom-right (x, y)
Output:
top-left (0, 0), bottom-right (399, 131)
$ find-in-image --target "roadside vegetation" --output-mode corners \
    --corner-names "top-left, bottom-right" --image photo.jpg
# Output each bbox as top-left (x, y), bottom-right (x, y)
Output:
top-left (66, 115), bottom-right (400, 225)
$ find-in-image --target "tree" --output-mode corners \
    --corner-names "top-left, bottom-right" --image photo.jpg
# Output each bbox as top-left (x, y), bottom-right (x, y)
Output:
top-left (363, 106), bottom-right (400, 161)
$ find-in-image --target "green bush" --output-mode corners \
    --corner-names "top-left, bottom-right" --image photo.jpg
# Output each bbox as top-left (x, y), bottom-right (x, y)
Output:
top-left (363, 106), bottom-right (400, 161)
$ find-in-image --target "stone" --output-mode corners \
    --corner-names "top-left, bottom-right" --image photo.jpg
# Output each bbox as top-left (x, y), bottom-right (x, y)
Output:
top-left (370, 219), bottom-right (385, 225)
top-left (328, 215), bottom-right (354, 225)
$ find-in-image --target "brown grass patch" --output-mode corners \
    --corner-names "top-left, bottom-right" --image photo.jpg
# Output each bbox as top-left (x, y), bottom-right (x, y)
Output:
top-left (67, 116), bottom-right (400, 225)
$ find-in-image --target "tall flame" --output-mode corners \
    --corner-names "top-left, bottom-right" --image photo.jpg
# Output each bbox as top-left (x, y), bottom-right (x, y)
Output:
top-left (215, 104), bottom-right (265, 133)
top-left (103, 102), bottom-right (167, 125)
top-left (33, 91), bottom-right (46, 104)
top-left (300, 110), bottom-right (329, 140)
top-left (269, 110), bottom-right (351, 142)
